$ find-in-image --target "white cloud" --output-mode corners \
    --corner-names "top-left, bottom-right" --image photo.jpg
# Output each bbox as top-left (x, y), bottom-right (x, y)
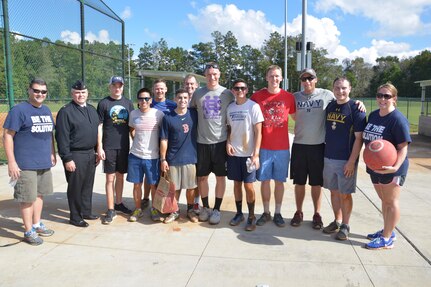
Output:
top-left (315, 0), bottom-right (431, 37)
top-left (61, 29), bottom-right (114, 44)
top-left (60, 30), bottom-right (81, 45)
top-left (188, 4), bottom-right (279, 48)
top-left (121, 6), bottom-right (132, 20)
top-left (187, 4), bottom-right (429, 65)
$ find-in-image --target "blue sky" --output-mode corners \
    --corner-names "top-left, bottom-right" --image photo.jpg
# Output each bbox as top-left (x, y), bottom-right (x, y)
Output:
top-left (95, 1), bottom-right (430, 64)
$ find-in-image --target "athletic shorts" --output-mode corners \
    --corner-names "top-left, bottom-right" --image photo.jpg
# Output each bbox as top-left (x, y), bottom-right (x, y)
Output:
top-left (370, 174), bottom-right (406, 186)
top-left (256, 149), bottom-right (290, 182)
top-left (323, 158), bottom-right (357, 194)
top-left (290, 143), bottom-right (324, 186)
top-left (227, 156), bottom-right (256, 183)
top-left (103, 148), bottom-right (128, 174)
top-left (126, 153), bottom-right (160, 185)
top-left (197, 142), bottom-right (227, 177)
top-left (169, 164), bottom-right (197, 190)
top-left (14, 169), bottom-right (53, 203)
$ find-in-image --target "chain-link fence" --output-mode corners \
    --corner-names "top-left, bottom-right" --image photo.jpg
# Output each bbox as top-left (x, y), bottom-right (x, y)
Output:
top-left (1, 0), bottom-right (126, 162)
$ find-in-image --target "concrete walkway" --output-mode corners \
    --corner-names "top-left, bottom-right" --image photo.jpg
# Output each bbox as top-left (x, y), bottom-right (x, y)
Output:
top-left (1, 134), bottom-right (430, 287)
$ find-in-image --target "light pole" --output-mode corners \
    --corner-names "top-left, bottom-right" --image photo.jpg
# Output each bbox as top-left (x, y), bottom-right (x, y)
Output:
top-left (128, 43), bottom-right (135, 99)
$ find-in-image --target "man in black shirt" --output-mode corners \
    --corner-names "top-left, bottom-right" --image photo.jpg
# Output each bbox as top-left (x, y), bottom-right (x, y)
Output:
top-left (56, 80), bottom-right (100, 227)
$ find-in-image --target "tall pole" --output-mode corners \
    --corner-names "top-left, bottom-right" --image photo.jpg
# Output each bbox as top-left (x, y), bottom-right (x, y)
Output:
top-left (2, 0), bottom-right (14, 108)
top-left (128, 45), bottom-right (131, 99)
top-left (301, 0), bottom-right (307, 70)
top-left (283, 0), bottom-right (288, 90)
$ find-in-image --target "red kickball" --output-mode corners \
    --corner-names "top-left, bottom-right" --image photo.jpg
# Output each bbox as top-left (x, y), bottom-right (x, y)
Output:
top-left (363, 139), bottom-right (397, 171)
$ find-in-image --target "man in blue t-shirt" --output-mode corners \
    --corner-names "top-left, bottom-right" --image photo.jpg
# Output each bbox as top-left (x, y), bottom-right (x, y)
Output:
top-left (160, 88), bottom-right (198, 223)
top-left (322, 77), bottom-right (366, 240)
top-left (3, 78), bottom-right (56, 245)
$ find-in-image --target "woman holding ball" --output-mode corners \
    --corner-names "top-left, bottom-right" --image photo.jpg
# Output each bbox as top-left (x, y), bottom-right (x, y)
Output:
top-left (362, 83), bottom-right (411, 250)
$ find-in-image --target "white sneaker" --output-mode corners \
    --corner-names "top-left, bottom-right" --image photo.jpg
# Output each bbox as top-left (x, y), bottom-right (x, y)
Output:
top-left (198, 207), bottom-right (212, 222)
top-left (209, 209), bottom-right (221, 225)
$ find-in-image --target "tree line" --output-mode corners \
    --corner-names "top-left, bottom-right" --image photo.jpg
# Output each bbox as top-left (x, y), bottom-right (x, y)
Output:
top-left (2, 30), bottom-right (430, 101)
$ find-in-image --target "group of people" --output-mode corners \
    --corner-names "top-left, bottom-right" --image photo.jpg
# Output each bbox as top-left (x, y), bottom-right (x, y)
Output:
top-left (4, 63), bottom-right (410, 251)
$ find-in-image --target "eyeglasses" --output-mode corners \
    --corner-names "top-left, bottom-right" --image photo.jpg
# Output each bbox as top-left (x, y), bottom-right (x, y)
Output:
top-left (138, 97), bottom-right (151, 102)
top-left (376, 93), bottom-right (393, 100)
top-left (205, 63), bottom-right (219, 70)
top-left (233, 86), bottom-right (247, 91)
top-left (32, 88), bottom-right (48, 94)
top-left (300, 76), bottom-right (315, 82)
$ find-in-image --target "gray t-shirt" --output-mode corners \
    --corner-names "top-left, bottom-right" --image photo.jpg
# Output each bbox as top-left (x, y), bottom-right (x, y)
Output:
top-left (190, 85), bottom-right (234, 144)
top-left (293, 88), bottom-right (335, 145)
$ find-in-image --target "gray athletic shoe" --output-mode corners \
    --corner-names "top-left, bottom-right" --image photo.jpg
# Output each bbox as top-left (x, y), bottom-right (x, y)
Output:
top-left (323, 220), bottom-right (341, 234)
top-left (24, 231), bottom-right (43, 246)
top-left (34, 222), bottom-right (54, 237)
top-left (336, 224), bottom-right (350, 241)
top-left (199, 207), bottom-right (212, 222)
top-left (209, 209), bottom-right (221, 225)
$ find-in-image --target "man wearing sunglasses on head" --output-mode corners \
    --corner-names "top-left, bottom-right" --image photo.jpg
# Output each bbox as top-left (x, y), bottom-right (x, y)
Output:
top-left (189, 62), bottom-right (235, 225)
top-left (3, 78), bottom-right (56, 245)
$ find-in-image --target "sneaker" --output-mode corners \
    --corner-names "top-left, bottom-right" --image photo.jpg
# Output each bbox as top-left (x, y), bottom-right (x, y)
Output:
top-left (336, 224), bottom-right (350, 241)
top-left (164, 211), bottom-right (179, 224)
top-left (129, 208), bottom-right (143, 222)
top-left (312, 213), bottom-right (323, 229)
top-left (245, 216), bottom-right (257, 231)
top-left (273, 213), bottom-right (285, 227)
top-left (198, 207), bottom-right (212, 222)
top-left (187, 209), bottom-right (199, 223)
top-left (209, 209), bottom-right (221, 225)
top-left (150, 208), bottom-right (164, 222)
top-left (24, 231), bottom-right (43, 246)
top-left (229, 213), bottom-right (245, 226)
top-left (114, 202), bottom-right (133, 215)
top-left (193, 203), bottom-right (201, 215)
top-left (323, 220), bottom-right (341, 234)
top-left (102, 209), bottom-right (117, 225)
top-left (141, 198), bottom-right (150, 210)
top-left (290, 211), bottom-right (303, 227)
top-left (367, 229), bottom-right (397, 241)
top-left (365, 236), bottom-right (394, 250)
top-left (34, 222), bottom-right (54, 237)
top-left (256, 212), bottom-right (271, 226)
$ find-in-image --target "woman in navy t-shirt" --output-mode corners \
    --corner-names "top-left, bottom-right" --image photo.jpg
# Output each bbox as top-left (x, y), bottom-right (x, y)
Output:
top-left (362, 83), bottom-right (411, 250)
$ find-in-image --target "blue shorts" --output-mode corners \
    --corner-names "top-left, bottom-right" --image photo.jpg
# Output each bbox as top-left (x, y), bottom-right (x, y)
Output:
top-left (126, 153), bottom-right (160, 184)
top-left (227, 156), bottom-right (256, 183)
top-left (256, 149), bottom-right (290, 182)
top-left (370, 174), bottom-right (406, 186)
top-left (323, 158), bottom-right (357, 194)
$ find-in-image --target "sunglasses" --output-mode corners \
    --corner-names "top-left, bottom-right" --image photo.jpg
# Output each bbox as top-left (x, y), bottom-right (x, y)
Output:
top-left (138, 97), bottom-right (151, 102)
top-left (376, 93), bottom-right (393, 100)
top-left (300, 76), bottom-right (315, 82)
top-left (233, 86), bottom-right (247, 91)
top-left (205, 63), bottom-right (219, 70)
top-left (32, 88), bottom-right (48, 94)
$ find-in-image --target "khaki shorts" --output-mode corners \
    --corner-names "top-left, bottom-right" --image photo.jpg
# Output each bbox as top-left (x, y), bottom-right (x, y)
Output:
top-left (168, 164), bottom-right (197, 190)
top-left (14, 169), bottom-right (53, 203)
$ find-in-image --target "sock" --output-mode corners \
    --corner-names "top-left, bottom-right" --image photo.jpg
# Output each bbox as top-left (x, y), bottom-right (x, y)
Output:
top-left (263, 201), bottom-right (270, 214)
top-left (247, 201), bottom-right (255, 217)
top-left (187, 204), bottom-right (194, 211)
top-left (275, 203), bottom-right (282, 214)
top-left (235, 200), bottom-right (242, 214)
top-left (202, 197), bottom-right (209, 208)
top-left (32, 222), bottom-right (41, 228)
top-left (194, 196), bottom-right (200, 204)
top-left (213, 197), bottom-right (223, 211)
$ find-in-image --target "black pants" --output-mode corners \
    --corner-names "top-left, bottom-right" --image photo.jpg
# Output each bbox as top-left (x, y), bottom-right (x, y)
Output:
top-left (65, 151), bottom-right (96, 222)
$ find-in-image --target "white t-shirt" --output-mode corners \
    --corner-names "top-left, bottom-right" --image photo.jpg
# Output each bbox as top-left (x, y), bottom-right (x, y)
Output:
top-left (128, 108), bottom-right (164, 159)
top-left (227, 99), bottom-right (264, 157)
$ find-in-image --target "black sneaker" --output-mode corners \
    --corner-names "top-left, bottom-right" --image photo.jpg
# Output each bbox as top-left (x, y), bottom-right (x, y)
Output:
top-left (229, 213), bottom-right (244, 226)
top-left (290, 211), bottom-right (303, 227)
top-left (312, 213), bottom-right (323, 230)
top-left (114, 202), bottom-right (133, 215)
top-left (273, 213), bottom-right (285, 227)
top-left (102, 209), bottom-right (117, 225)
top-left (256, 212), bottom-right (271, 226)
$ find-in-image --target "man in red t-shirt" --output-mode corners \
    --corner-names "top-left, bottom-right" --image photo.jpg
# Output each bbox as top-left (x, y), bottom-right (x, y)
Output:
top-left (250, 65), bottom-right (296, 227)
